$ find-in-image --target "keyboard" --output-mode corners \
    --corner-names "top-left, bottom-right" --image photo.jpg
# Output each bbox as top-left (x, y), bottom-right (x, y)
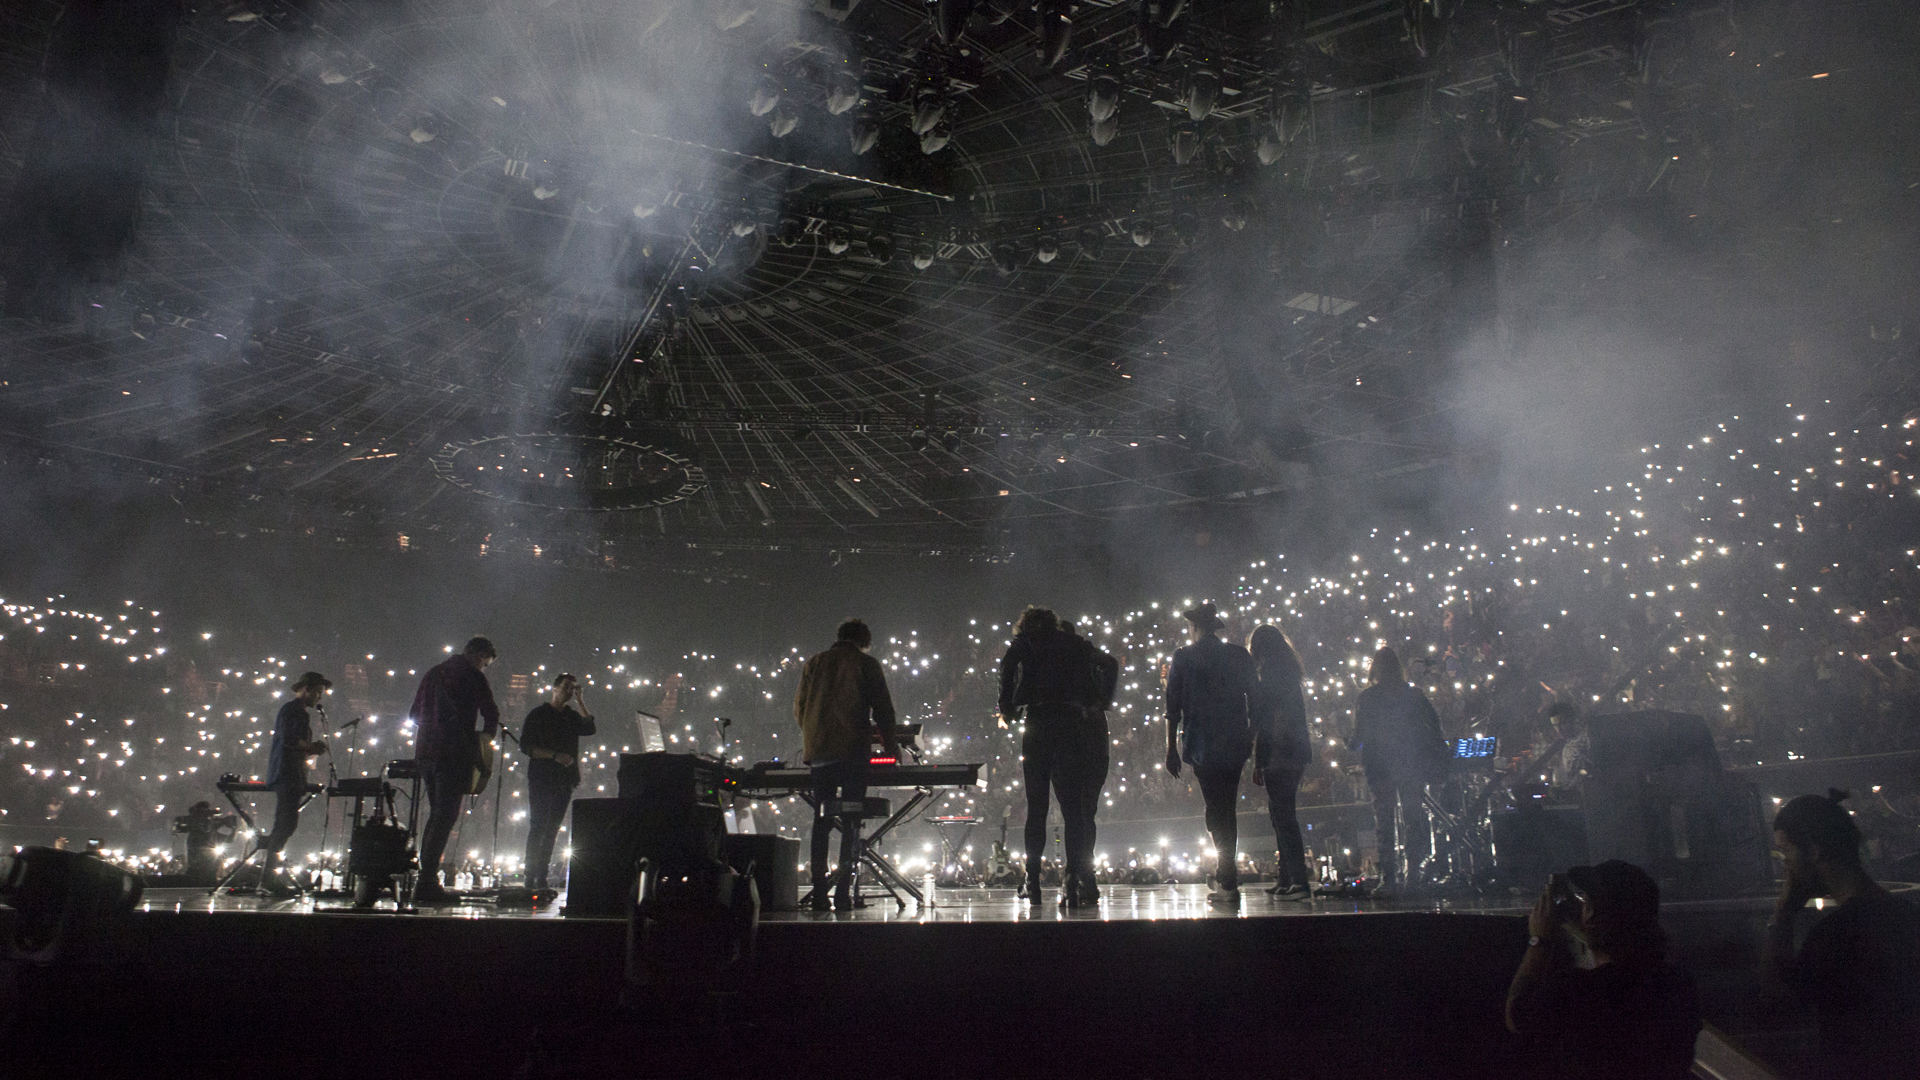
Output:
top-left (731, 762), bottom-right (984, 792)
top-left (216, 777), bottom-right (322, 794)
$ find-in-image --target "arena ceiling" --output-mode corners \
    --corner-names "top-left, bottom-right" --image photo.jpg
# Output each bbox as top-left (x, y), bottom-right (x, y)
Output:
top-left (0, 0), bottom-right (1883, 566)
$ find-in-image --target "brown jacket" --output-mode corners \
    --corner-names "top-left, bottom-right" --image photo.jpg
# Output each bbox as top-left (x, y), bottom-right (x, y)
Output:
top-left (793, 641), bottom-right (897, 763)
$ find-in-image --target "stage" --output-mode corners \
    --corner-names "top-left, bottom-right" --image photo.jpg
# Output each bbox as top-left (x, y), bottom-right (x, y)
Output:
top-left (4, 879), bottom-right (1857, 1079)
top-left (133, 881), bottom-right (1535, 921)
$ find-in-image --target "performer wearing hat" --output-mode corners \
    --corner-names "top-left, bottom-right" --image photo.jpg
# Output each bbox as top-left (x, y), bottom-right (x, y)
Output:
top-left (259, 671), bottom-right (331, 897)
top-left (1164, 602), bottom-right (1255, 904)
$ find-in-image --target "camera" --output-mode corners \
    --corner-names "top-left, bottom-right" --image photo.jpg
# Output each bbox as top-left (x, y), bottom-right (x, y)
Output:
top-left (1547, 872), bottom-right (1581, 925)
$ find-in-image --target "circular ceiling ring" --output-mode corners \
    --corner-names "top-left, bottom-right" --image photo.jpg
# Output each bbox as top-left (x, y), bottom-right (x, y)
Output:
top-left (430, 430), bottom-right (707, 511)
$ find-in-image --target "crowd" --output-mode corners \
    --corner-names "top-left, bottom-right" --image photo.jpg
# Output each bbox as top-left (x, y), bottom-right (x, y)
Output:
top-left (0, 401), bottom-right (1916, 877)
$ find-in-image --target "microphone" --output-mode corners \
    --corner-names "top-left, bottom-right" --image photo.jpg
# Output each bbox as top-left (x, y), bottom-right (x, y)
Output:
top-left (337, 717), bottom-right (362, 730)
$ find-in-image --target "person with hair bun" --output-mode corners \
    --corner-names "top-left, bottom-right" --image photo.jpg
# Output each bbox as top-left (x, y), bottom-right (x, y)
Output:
top-left (1764, 789), bottom-right (1920, 1077)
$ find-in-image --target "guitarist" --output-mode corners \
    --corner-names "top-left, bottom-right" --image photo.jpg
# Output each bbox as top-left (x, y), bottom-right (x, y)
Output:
top-left (408, 636), bottom-right (502, 904)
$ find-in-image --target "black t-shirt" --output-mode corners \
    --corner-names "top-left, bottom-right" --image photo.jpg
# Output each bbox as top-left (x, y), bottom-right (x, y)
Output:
top-left (1786, 890), bottom-right (1920, 1077)
top-left (520, 703), bottom-right (596, 789)
top-left (1511, 961), bottom-right (1701, 1080)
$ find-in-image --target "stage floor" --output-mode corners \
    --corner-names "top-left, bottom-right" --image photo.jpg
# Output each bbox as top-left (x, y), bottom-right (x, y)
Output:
top-left (136, 881), bottom-right (1542, 921)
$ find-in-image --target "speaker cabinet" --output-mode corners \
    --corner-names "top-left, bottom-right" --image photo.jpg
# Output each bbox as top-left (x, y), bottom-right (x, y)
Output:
top-left (723, 834), bottom-right (801, 912)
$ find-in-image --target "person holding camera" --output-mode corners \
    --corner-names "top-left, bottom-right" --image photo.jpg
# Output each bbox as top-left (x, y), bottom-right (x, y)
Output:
top-left (1505, 859), bottom-right (1701, 1080)
top-left (1763, 789), bottom-right (1920, 1078)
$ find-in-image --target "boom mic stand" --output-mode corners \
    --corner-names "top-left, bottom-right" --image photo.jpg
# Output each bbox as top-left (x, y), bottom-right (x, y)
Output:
top-left (487, 725), bottom-right (523, 887)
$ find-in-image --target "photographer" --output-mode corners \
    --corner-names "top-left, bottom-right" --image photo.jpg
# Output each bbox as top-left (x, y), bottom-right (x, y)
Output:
top-left (1505, 859), bottom-right (1700, 1080)
top-left (1762, 789), bottom-right (1920, 1078)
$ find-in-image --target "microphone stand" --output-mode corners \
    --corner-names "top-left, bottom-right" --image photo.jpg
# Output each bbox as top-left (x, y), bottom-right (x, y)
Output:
top-left (490, 725), bottom-right (523, 884)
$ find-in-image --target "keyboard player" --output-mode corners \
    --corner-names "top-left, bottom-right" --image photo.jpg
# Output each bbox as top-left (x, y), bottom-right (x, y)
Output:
top-left (793, 618), bottom-right (901, 912)
top-left (260, 671), bottom-right (331, 897)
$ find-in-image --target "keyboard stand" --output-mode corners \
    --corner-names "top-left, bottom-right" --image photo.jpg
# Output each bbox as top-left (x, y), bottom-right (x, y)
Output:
top-left (797, 786), bottom-right (936, 910)
top-left (209, 783), bottom-right (320, 896)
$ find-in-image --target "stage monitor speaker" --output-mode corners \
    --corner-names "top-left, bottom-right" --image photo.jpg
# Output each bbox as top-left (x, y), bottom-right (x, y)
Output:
top-left (1491, 807), bottom-right (1589, 887)
top-left (723, 834), bottom-right (800, 912)
top-left (1585, 711), bottom-right (1722, 780)
top-left (564, 796), bottom-right (725, 919)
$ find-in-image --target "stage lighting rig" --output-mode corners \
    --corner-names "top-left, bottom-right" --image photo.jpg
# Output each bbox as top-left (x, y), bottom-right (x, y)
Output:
top-left (1035, 233), bottom-right (1060, 264)
top-left (1091, 111), bottom-right (1120, 146)
top-left (911, 241), bottom-right (937, 270)
top-left (777, 218), bottom-right (805, 247)
top-left (1078, 226), bottom-right (1106, 260)
top-left (912, 75), bottom-right (947, 136)
top-left (826, 226), bottom-right (852, 255)
top-left (1130, 219), bottom-right (1154, 247)
top-left (867, 234), bottom-right (895, 265)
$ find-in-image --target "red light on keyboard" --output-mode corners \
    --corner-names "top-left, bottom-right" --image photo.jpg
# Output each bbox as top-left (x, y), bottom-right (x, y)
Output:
top-left (868, 756), bottom-right (897, 765)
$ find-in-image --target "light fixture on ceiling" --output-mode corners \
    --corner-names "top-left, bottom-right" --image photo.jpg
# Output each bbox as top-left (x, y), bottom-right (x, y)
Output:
top-left (826, 226), bottom-right (851, 255)
top-left (1035, 233), bottom-right (1060, 263)
top-left (867, 233), bottom-right (894, 265)
top-left (1036, 0), bottom-right (1073, 68)
top-left (920, 116), bottom-right (952, 154)
top-left (715, 0), bottom-right (757, 31)
top-left (1090, 111), bottom-right (1120, 146)
top-left (769, 101), bottom-right (799, 138)
top-left (748, 74), bottom-right (781, 117)
top-left (1087, 73), bottom-right (1120, 122)
top-left (1130, 219), bottom-right (1154, 247)
top-left (777, 218), bottom-right (805, 247)
top-left (911, 241), bottom-right (937, 270)
top-left (1182, 66), bottom-right (1219, 121)
top-left (826, 70), bottom-right (863, 115)
top-left (942, 430), bottom-right (961, 453)
top-left (992, 241), bottom-right (1020, 276)
top-left (933, 0), bottom-right (975, 45)
top-left (632, 196), bottom-right (660, 219)
top-left (1078, 226), bottom-right (1106, 259)
top-left (1170, 119), bottom-right (1200, 165)
top-left (912, 77), bottom-right (946, 135)
top-left (849, 112), bottom-right (879, 154)
top-left (909, 427), bottom-right (931, 453)
top-left (1219, 200), bottom-right (1248, 231)
top-left (730, 216), bottom-right (759, 237)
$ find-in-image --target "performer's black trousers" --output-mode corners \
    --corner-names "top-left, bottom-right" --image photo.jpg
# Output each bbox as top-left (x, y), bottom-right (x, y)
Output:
top-left (1022, 706), bottom-right (1110, 879)
top-left (809, 760), bottom-right (867, 893)
top-left (522, 778), bottom-right (573, 889)
top-left (260, 781), bottom-right (303, 879)
top-left (1262, 764), bottom-right (1309, 888)
top-left (1195, 765), bottom-right (1243, 889)
top-left (1370, 777), bottom-right (1431, 881)
top-left (418, 759), bottom-right (471, 887)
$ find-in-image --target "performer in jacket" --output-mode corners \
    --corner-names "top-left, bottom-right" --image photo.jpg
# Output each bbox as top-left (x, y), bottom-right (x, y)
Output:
top-left (1164, 602), bottom-right (1255, 904)
top-left (519, 672), bottom-right (596, 893)
top-left (1249, 626), bottom-right (1313, 899)
top-left (998, 609), bottom-right (1119, 906)
top-left (793, 619), bottom-right (900, 912)
top-left (1352, 647), bottom-right (1448, 898)
top-left (408, 636), bottom-right (501, 904)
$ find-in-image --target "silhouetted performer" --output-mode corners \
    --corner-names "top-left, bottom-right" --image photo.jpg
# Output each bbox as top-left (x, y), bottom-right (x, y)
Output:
top-left (1764, 790), bottom-right (1920, 1079)
top-left (519, 672), bottom-right (595, 893)
top-left (408, 637), bottom-right (500, 904)
top-left (1351, 647), bottom-right (1447, 897)
top-left (1249, 625), bottom-right (1312, 899)
top-left (1164, 602), bottom-right (1254, 904)
top-left (998, 608), bottom-right (1119, 906)
top-left (793, 619), bottom-right (899, 912)
top-left (259, 671), bottom-right (329, 897)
